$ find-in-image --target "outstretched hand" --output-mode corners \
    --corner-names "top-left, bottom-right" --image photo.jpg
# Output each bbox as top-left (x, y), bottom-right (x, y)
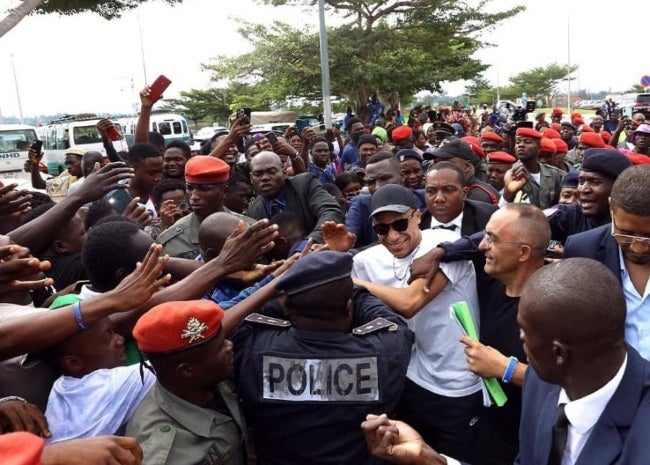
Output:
top-left (0, 399), bottom-right (50, 437)
top-left (0, 244), bottom-right (52, 300)
top-left (213, 220), bottom-right (279, 275)
top-left (321, 221), bottom-right (356, 252)
top-left (73, 162), bottom-right (133, 203)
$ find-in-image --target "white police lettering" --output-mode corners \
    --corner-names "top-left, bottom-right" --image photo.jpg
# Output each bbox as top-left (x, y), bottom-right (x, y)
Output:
top-left (0, 152), bottom-right (20, 159)
top-left (262, 355), bottom-right (379, 402)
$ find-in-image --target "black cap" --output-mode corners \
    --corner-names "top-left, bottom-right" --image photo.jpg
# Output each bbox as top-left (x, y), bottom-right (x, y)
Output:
top-left (562, 170), bottom-right (579, 188)
top-left (431, 121), bottom-right (454, 136)
top-left (581, 149), bottom-right (632, 179)
top-left (430, 139), bottom-right (479, 164)
top-left (396, 149), bottom-right (423, 164)
top-left (275, 251), bottom-right (352, 296)
top-left (357, 134), bottom-right (379, 148)
top-left (370, 184), bottom-right (416, 218)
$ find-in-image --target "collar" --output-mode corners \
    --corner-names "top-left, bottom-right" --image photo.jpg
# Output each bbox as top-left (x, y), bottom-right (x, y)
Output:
top-left (430, 211), bottom-right (463, 231)
top-left (557, 353), bottom-right (627, 434)
top-left (154, 381), bottom-right (237, 438)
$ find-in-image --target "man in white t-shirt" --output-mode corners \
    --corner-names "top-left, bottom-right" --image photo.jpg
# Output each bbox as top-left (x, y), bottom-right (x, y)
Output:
top-left (351, 183), bottom-right (482, 463)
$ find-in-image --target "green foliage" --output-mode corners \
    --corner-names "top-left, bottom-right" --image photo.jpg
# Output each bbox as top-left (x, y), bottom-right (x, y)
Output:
top-left (35, 0), bottom-right (182, 20)
top-left (625, 84), bottom-right (646, 93)
top-left (161, 87), bottom-right (233, 129)
top-left (205, 0), bottom-right (524, 120)
top-left (508, 62), bottom-right (578, 104)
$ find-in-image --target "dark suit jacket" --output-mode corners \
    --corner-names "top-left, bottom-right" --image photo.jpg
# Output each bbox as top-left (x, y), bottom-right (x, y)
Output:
top-left (419, 199), bottom-right (498, 236)
top-left (563, 224), bottom-right (620, 284)
top-left (248, 173), bottom-right (344, 243)
top-left (515, 345), bottom-right (650, 465)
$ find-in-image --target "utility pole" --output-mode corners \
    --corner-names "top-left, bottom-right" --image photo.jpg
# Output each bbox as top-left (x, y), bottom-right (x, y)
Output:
top-left (318, 0), bottom-right (332, 127)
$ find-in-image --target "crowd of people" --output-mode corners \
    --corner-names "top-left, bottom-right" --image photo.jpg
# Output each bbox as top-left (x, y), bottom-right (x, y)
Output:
top-left (0, 85), bottom-right (648, 465)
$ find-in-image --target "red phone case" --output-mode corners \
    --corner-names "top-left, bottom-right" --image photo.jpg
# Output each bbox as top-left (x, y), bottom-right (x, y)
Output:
top-left (148, 75), bottom-right (172, 102)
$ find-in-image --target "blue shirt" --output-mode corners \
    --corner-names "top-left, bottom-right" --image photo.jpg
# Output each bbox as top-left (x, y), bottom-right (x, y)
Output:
top-left (619, 249), bottom-right (650, 360)
top-left (261, 188), bottom-right (289, 218)
top-left (308, 163), bottom-right (336, 184)
top-left (340, 142), bottom-right (361, 170)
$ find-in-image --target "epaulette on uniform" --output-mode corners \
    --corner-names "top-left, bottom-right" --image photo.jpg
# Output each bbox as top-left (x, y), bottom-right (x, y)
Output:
top-left (245, 313), bottom-right (291, 328)
top-left (352, 317), bottom-right (398, 336)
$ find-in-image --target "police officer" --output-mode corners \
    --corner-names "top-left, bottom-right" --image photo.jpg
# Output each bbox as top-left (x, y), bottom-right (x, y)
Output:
top-left (231, 251), bottom-right (414, 465)
top-left (127, 300), bottom-right (249, 465)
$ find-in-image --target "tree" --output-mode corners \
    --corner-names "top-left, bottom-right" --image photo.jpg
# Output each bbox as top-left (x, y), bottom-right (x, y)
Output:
top-left (508, 62), bottom-right (578, 107)
top-left (205, 0), bottom-right (524, 121)
top-left (161, 87), bottom-right (233, 130)
top-left (0, 0), bottom-right (181, 38)
top-left (625, 83), bottom-right (645, 93)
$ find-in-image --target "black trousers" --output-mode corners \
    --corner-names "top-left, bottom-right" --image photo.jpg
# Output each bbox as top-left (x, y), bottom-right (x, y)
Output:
top-left (396, 378), bottom-right (483, 463)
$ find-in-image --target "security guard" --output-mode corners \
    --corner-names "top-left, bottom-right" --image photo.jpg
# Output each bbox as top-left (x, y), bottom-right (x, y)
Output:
top-left (126, 300), bottom-right (249, 465)
top-left (231, 251), bottom-right (414, 465)
top-left (156, 156), bottom-right (254, 259)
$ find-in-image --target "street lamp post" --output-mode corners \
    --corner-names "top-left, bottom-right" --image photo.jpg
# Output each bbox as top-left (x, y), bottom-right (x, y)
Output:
top-left (318, 0), bottom-right (332, 127)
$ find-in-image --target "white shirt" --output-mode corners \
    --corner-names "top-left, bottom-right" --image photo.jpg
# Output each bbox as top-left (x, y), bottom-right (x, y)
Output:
top-left (352, 229), bottom-right (482, 397)
top-left (430, 212), bottom-right (463, 235)
top-left (557, 354), bottom-right (627, 465)
top-left (45, 365), bottom-right (155, 443)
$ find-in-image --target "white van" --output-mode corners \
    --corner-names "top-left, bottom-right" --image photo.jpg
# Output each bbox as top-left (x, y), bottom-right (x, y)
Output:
top-left (38, 116), bottom-right (128, 175)
top-left (117, 112), bottom-right (192, 147)
top-left (0, 124), bottom-right (39, 180)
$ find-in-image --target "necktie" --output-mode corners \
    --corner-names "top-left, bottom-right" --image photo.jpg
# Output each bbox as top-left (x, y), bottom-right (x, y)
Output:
top-left (436, 224), bottom-right (457, 231)
top-left (269, 199), bottom-right (288, 217)
top-left (548, 403), bottom-right (569, 465)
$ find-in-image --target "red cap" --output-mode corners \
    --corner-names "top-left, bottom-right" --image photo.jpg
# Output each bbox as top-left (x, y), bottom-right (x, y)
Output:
top-left (392, 126), bottom-right (412, 142)
top-left (540, 137), bottom-right (557, 154)
top-left (185, 156), bottom-right (230, 183)
top-left (626, 153), bottom-right (650, 165)
top-left (461, 136), bottom-right (485, 158)
top-left (552, 108), bottom-right (563, 116)
top-left (134, 300), bottom-right (224, 353)
top-left (574, 117), bottom-right (585, 125)
top-left (580, 125), bottom-right (594, 132)
top-left (552, 138), bottom-right (569, 153)
top-left (551, 123), bottom-right (561, 131)
top-left (571, 112), bottom-right (582, 119)
top-left (0, 432), bottom-right (44, 465)
top-left (600, 130), bottom-right (612, 143)
top-left (542, 128), bottom-right (561, 139)
top-left (579, 132), bottom-right (606, 148)
top-left (480, 131), bottom-right (504, 143)
top-left (487, 151), bottom-right (516, 164)
top-left (515, 128), bottom-right (543, 139)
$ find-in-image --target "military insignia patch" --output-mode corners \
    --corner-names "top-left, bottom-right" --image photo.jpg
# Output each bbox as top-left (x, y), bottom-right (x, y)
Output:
top-left (181, 317), bottom-right (209, 343)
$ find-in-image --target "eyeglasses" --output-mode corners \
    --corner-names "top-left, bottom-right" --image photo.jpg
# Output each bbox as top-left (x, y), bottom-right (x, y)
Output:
top-left (372, 212), bottom-right (414, 235)
top-left (481, 231), bottom-right (532, 248)
top-left (610, 214), bottom-right (650, 246)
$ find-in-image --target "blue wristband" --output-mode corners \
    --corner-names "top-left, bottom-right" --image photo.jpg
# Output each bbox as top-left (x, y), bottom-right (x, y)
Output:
top-left (73, 302), bottom-right (88, 331)
top-left (502, 356), bottom-right (518, 384)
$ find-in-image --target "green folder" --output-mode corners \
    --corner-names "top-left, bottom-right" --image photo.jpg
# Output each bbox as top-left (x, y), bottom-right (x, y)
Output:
top-left (450, 301), bottom-right (508, 407)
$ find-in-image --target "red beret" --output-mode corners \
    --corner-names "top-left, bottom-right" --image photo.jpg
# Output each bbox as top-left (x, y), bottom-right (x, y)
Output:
top-left (540, 137), bottom-right (557, 154)
top-left (571, 112), bottom-right (582, 119)
top-left (579, 132), bottom-right (606, 148)
top-left (551, 123), bottom-right (561, 131)
top-left (580, 124), bottom-right (593, 132)
top-left (515, 128), bottom-right (543, 139)
top-left (552, 108), bottom-right (563, 116)
top-left (134, 300), bottom-right (224, 354)
top-left (392, 126), bottom-right (412, 142)
top-left (542, 128), bottom-right (561, 139)
top-left (0, 432), bottom-right (44, 465)
top-left (487, 151), bottom-right (516, 164)
top-left (480, 131), bottom-right (504, 143)
top-left (600, 130), bottom-right (612, 143)
top-left (552, 138), bottom-right (569, 153)
top-left (461, 136), bottom-right (485, 158)
top-left (626, 153), bottom-right (650, 165)
top-left (574, 117), bottom-right (585, 125)
top-left (185, 156), bottom-right (230, 183)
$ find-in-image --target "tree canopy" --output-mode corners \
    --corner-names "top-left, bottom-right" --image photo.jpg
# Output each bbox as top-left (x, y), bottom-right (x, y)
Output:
top-left (506, 62), bottom-right (578, 106)
top-left (204, 0), bottom-right (524, 120)
top-left (0, 0), bottom-right (181, 38)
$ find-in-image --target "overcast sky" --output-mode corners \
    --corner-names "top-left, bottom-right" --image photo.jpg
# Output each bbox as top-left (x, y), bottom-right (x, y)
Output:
top-left (0, 0), bottom-right (646, 120)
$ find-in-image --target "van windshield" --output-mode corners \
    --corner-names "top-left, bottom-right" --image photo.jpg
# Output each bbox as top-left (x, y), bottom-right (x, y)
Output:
top-left (0, 129), bottom-right (37, 152)
top-left (638, 94), bottom-right (650, 105)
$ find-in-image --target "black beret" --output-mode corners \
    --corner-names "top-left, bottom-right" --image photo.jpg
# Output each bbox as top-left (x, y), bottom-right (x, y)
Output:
top-left (581, 149), bottom-right (632, 179)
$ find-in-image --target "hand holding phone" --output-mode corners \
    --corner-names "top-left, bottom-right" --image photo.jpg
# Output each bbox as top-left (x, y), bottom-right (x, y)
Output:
top-left (148, 75), bottom-right (172, 103)
top-left (265, 132), bottom-right (278, 145)
top-left (236, 107), bottom-right (252, 125)
top-left (30, 140), bottom-right (43, 156)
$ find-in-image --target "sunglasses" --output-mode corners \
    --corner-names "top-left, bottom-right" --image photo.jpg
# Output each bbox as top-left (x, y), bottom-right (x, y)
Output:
top-left (372, 212), bottom-right (414, 235)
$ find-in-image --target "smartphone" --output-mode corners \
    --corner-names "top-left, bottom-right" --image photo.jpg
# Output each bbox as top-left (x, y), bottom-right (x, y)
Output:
top-left (317, 124), bottom-right (327, 134)
top-left (106, 125), bottom-right (121, 141)
top-left (236, 107), bottom-right (252, 124)
top-left (546, 239), bottom-right (563, 259)
top-left (105, 188), bottom-right (133, 214)
top-left (30, 139), bottom-right (43, 153)
top-left (265, 132), bottom-right (278, 145)
top-left (148, 74), bottom-right (172, 102)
